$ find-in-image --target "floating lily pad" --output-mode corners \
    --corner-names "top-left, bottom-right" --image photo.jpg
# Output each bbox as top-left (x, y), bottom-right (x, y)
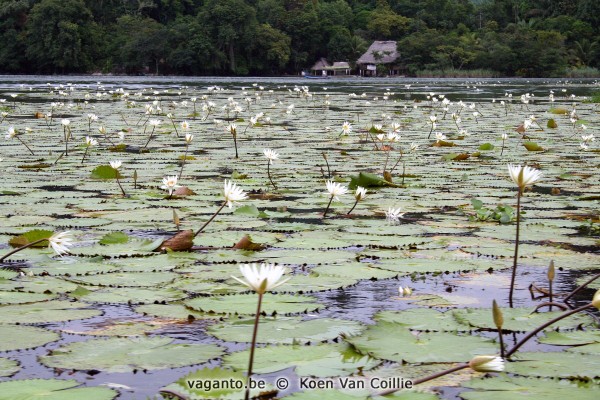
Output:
top-left (0, 290), bottom-right (56, 304)
top-left (40, 337), bottom-right (224, 373)
top-left (0, 300), bottom-right (101, 323)
top-left (185, 293), bottom-right (322, 315)
top-left (161, 367), bottom-right (271, 400)
top-left (345, 321), bottom-right (497, 363)
top-left (134, 303), bottom-right (221, 320)
top-left (539, 330), bottom-right (600, 346)
top-left (375, 309), bottom-right (468, 332)
top-left (0, 358), bottom-right (19, 377)
top-left (66, 271), bottom-right (179, 287)
top-left (77, 287), bottom-right (186, 304)
top-left (0, 379), bottom-right (116, 400)
top-left (509, 351), bottom-right (600, 379)
top-left (208, 316), bottom-right (364, 344)
top-left (222, 343), bottom-right (379, 377)
top-left (462, 375), bottom-right (600, 400)
top-left (452, 307), bottom-right (594, 332)
top-left (0, 325), bottom-right (60, 351)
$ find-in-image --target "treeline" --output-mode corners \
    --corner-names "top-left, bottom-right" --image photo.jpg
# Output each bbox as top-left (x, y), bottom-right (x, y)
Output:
top-left (1, 0), bottom-right (600, 77)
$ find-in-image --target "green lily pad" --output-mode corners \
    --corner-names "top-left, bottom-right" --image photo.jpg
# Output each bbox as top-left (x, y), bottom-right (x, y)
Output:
top-left (185, 293), bottom-right (322, 315)
top-left (134, 303), bottom-right (221, 321)
top-left (345, 321), bottom-right (497, 363)
top-left (76, 287), bottom-right (186, 304)
top-left (538, 330), bottom-right (600, 346)
top-left (40, 337), bottom-right (224, 373)
top-left (98, 232), bottom-right (129, 245)
top-left (0, 379), bottom-right (116, 400)
top-left (0, 358), bottom-right (19, 377)
top-left (0, 300), bottom-right (101, 323)
top-left (452, 307), bottom-right (594, 332)
top-left (374, 309), bottom-right (468, 332)
top-left (208, 317), bottom-right (364, 344)
top-left (66, 271), bottom-right (179, 287)
top-left (509, 351), bottom-right (600, 379)
top-left (161, 367), bottom-right (271, 400)
top-left (8, 229), bottom-right (53, 248)
top-left (0, 325), bottom-right (60, 351)
top-left (0, 290), bottom-right (56, 304)
top-left (462, 375), bottom-right (600, 400)
top-left (222, 343), bottom-right (380, 377)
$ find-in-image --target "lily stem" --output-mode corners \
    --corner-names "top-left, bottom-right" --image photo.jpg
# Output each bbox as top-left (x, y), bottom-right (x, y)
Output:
top-left (0, 238), bottom-right (47, 262)
top-left (195, 202), bottom-right (227, 237)
top-left (267, 162), bottom-right (277, 189)
top-left (509, 189), bottom-right (522, 308)
top-left (322, 195), bottom-right (334, 219)
top-left (244, 292), bottom-right (264, 400)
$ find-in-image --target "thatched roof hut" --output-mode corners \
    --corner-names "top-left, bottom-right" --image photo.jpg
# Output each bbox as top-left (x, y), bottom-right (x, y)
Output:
top-left (356, 41), bottom-right (400, 76)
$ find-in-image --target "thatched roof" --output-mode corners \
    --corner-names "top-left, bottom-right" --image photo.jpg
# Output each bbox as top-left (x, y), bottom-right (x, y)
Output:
top-left (356, 41), bottom-right (399, 65)
top-left (331, 62), bottom-right (350, 69)
top-left (311, 57), bottom-right (331, 70)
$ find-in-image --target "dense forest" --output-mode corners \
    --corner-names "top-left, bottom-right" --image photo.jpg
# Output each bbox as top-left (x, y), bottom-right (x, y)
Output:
top-left (1, 0), bottom-right (600, 77)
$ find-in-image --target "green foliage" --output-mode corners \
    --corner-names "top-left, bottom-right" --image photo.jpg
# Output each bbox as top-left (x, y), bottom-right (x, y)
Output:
top-left (468, 198), bottom-right (515, 224)
top-left (8, 229), bottom-right (53, 248)
top-left (0, 0), bottom-right (596, 75)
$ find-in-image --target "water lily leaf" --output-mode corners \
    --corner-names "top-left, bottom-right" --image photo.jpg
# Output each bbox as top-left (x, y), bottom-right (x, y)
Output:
top-left (348, 172), bottom-right (400, 189)
top-left (208, 316), bottom-right (364, 344)
top-left (135, 303), bottom-right (221, 321)
top-left (478, 143), bottom-right (495, 151)
top-left (0, 300), bottom-right (101, 323)
top-left (547, 118), bottom-right (558, 128)
top-left (8, 229), bottom-right (53, 248)
top-left (40, 337), bottom-right (224, 373)
top-left (77, 287), bottom-right (186, 304)
top-left (345, 321), bottom-right (496, 363)
top-left (62, 320), bottom-right (167, 337)
top-left (90, 165), bottom-right (121, 179)
top-left (98, 232), bottom-right (129, 245)
top-left (0, 290), bottom-right (56, 304)
top-left (567, 342), bottom-right (600, 355)
top-left (285, 389), bottom-right (438, 399)
top-left (67, 271), bottom-right (179, 287)
top-left (549, 108), bottom-right (569, 115)
top-left (538, 330), bottom-right (600, 346)
top-left (374, 309), bottom-right (468, 332)
top-left (0, 276), bottom-right (81, 294)
top-left (232, 234), bottom-right (266, 251)
top-left (161, 367), bottom-right (270, 400)
top-left (0, 325), bottom-right (60, 351)
top-left (451, 307), bottom-right (594, 332)
top-left (523, 141), bottom-right (544, 151)
top-left (509, 351), bottom-right (600, 379)
top-left (462, 375), bottom-right (600, 400)
top-left (0, 358), bottom-right (19, 377)
top-left (222, 343), bottom-right (380, 377)
top-left (0, 379), bottom-right (117, 400)
top-left (185, 293), bottom-right (322, 315)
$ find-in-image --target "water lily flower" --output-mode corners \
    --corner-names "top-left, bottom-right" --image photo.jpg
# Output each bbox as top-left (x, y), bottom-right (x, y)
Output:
top-left (468, 356), bottom-right (505, 373)
top-left (354, 186), bottom-right (367, 201)
top-left (110, 160), bottom-right (122, 170)
top-left (434, 132), bottom-right (447, 142)
top-left (5, 126), bottom-right (16, 139)
top-left (507, 164), bottom-right (542, 189)
top-left (161, 175), bottom-right (180, 196)
top-left (223, 179), bottom-right (247, 208)
top-left (386, 207), bottom-right (404, 223)
top-left (231, 263), bottom-right (289, 295)
top-left (593, 289), bottom-right (600, 310)
top-left (341, 121), bottom-right (352, 136)
top-left (181, 120), bottom-right (190, 130)
top-left (61, 119), bottom-right (71, 126)
top-left (263, 148), bottom-right (279, 165)
top-left (48, 231), bottom-right (74, 256)
top-left (85, 136), bottom-right (98, 147)
top-left (326, 180), bottom-right (348, 201)
top-left (185, 133), bottom-right (194, 144)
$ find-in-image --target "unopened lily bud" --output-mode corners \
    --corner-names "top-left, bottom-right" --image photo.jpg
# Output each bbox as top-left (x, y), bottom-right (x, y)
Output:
top-left (593, 289), bottom-right (600, 310)
top-left (547, 260), bottom-right (555, 282)
top-left (492, 300), bottom-right (503, 330)
top-left (469, 355), bottom-right (504, 373)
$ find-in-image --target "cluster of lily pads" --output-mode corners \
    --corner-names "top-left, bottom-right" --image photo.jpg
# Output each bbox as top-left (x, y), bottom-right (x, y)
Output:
top-left (0, 77), bottom-right (599, 399)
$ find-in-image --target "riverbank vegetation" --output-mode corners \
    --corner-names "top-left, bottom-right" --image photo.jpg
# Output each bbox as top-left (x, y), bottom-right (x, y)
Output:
top-left (1, 0), bottom-right (600, 77)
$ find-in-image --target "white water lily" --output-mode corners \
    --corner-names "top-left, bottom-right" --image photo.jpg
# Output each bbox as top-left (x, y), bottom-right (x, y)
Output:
top-left (110, 160), bottom-right (122, 170)
top-left (231, 263), bottom-right (289, 294)
top-left (5, 126), bottom-right (16, 139)
top-left (341, 121), bottom-right (352, 135)
top-left (386, 207), bottom-right (404, 223)
top-left (149, 119), bottom-right (161, 127)
top-left (434, 132), bottom-right (447, 142)
top-left (181, 120), bottom-right (190, 130)
top-left (469, 356), bottom-right (505, 373)
top-left (161, 175), bottom-right (180, 196)
top-left (326, 180), bottom-right (348, 201)
top-left (48, 231), bottom-right (73, 256)
top-left (85, 136), bottom-right (98, 146)
top-left (507, 164), bottom-right (542, 189)
top-left (354, 186), bottom-right (367, 201)
top-left (61, 119), bottom-right (71, 126)
top-left (185, 133), bottom-right (194, 144)
top-left (263, 148), bottom-right (279, 164)
top-left (223, 179), bottom-right (247, 208)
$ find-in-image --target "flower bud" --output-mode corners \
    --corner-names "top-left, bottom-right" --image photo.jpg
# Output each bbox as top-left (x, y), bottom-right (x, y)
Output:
top-left (492, 300), bottom-right (503, 330)
top-left (592, 289), bottom-right (600, 310)
top-left (469, 356), bottom-right (504, 373)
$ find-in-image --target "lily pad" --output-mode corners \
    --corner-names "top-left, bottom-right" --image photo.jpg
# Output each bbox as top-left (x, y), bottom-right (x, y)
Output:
top-left (508, 351), bottom-right (600, 379)
top-left (0, 358), bottom-right (19, 377)
top-left (222, 343), bottom-right (380, 377)
top-left (185, 293), bottom-right (322, 315)
top-left (0, 379), bottom-right (117, 400)
top-left (0, 325), bottom-right (60, 351)
top-left (0, 300), bottom-right (101, 323)
top-left (40, 337), bottom-right (224, 373)
top-left (208, 316), bottom-right (364, 344)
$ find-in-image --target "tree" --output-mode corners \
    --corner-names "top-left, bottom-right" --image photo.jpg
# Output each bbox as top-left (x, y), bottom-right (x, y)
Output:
top-left (0, 0), bottom-right (31, 72)
top-left (25, 0), bottom-right (96, 72)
